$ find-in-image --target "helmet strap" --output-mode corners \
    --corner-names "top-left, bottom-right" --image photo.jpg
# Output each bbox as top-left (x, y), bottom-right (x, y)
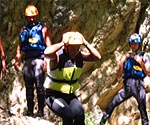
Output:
top-left (66, 46), bottom-right (71, 58)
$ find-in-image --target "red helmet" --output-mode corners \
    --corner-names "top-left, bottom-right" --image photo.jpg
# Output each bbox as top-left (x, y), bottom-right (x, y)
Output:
top-left (25, 5), bottom-right (38, 16)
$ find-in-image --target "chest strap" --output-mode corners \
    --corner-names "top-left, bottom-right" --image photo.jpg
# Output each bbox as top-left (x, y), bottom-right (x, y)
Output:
top-left (48, 75), bottom-right (78, 84)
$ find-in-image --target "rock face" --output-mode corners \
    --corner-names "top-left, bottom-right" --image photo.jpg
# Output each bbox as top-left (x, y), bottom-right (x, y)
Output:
top-left (0, 0), bottom-right (150, 124)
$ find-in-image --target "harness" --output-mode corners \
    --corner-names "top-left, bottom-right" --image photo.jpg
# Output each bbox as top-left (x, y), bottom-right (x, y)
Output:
top-left (123, 52), bottom-right (146, 79)
top-left (20, 22), bottom-right (46, 51)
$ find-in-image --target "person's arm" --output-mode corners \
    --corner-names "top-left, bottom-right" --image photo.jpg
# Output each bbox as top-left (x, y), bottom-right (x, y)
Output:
top-left (42, 25), bottom-right (52, 72)
top-left (0, 36), bottom-right (6, 77)
top-left (118, 53), bottom-right (130, 77)
top-left (14, 29), bottom-right (23, 72)
top-left (42, 25), bottom-right (52, 47)
top-left (134, 54), bottom-right (150, 76)
top-left (44, 41), bottom-right (64, 59)
top-left (15, 41), bottom-right (22, 71)
top-left (44, 41), bottom-right (66, 70)
top-left (81, 40), bottom-right (101, 62)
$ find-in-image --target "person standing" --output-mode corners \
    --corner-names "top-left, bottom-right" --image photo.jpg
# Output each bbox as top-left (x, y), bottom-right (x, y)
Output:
top-left (0, 36), bottom-right (6, 78)
top-left (100, 33), bottom-right (150, 125)
top-left (15, 5), bottom-right (52, 117)
top-left (44, 31), bottom-right (101, 125)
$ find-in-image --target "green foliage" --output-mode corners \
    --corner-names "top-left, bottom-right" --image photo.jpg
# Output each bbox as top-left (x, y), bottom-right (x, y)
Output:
top-left (85, 111), bottom-right (96, 125)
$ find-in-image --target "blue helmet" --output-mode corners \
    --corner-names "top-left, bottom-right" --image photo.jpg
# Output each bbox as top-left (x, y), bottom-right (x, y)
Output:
top-left (129, 33), bottom-right (142, 46)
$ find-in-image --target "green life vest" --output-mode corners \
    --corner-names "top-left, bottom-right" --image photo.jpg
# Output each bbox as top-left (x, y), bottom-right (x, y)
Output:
top-left (46, 48), bottom-right (83, 94)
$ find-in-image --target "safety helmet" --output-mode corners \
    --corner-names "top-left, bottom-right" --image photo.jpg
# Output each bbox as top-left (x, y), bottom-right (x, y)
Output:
top-left (25, 5), bottom-right (38, 16)
top-left (129, 33), bottom-right (142, 46)
top-left (62, 31), bottom-right (84, 46)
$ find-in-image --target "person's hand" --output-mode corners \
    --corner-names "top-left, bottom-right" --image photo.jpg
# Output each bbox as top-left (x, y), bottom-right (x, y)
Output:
top-left (62, 32), bottom-right (75, 46)
top-left (43, 60), bottom-right (47, 73)
top-left (134, 55), bottom-right (143, 65)
top-left (14, 61), bottom-right (20, 72)
top-left (81, 34), bottom-right (87, 45)
top-left (82, 39), bottom-right (88, 47)
top-left (62, 32), bottom-right (69, 46)
top-left (118, 53), bottom-right (130, 77)
top-left (2, 68), bottom-right (6, 78)
top-left (14, 53), bottom-right (22, 72)
top-left (120, 53), bottom-right (130, 64)
top-left (1, 58), bottom-right (6, 78)
top-left (62, 33), bottom-right (68, 45)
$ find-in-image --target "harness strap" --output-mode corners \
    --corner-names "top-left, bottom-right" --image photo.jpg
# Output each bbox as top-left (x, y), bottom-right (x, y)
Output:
top-left (48, 75), bottom-right (78, 84)
top-left (125, 77), bottom-right (144, 81)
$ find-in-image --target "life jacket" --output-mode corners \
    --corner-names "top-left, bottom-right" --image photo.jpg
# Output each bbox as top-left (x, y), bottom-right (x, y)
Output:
top-left (20, 22), bottom-right (46, 51)
top-left (123, 52), bottom-right (146, 79)
top-left (44, 48), bottom-right (83, 94)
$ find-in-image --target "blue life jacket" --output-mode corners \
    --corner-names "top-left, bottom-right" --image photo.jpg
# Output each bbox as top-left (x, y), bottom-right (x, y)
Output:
top-left (123, 53), bottom-right (146, 79)
top-left (20, 22), bottom-right (46, 51)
